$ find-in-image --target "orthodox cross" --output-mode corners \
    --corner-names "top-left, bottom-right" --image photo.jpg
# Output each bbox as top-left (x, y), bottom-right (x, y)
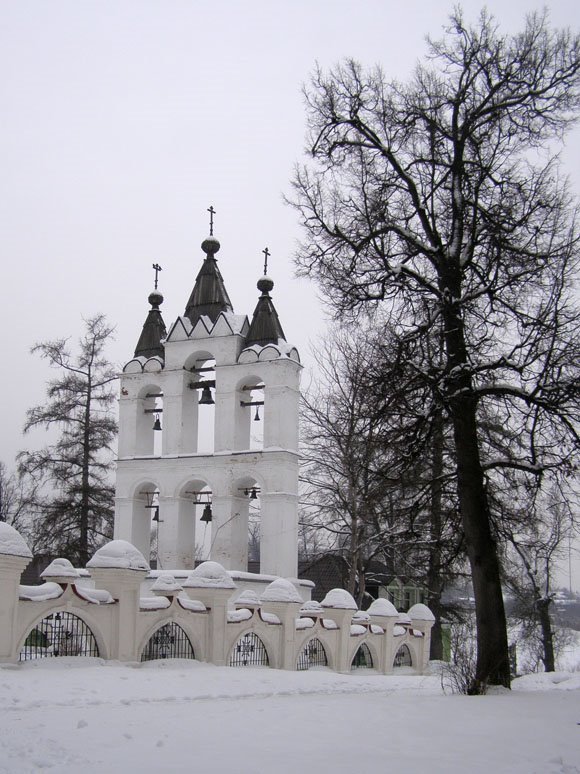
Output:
top-left (262, 246), bottom-right (270, 275)
top-left (152, 263), bottom-right (162, 290)
top-left (207, 205), bottom-right (216, 236)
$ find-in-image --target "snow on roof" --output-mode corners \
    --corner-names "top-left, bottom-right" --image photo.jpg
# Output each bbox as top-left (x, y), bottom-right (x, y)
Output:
top-left (367, 598), bottom-right (399, 617)
top-left (41, 558), bottom-right (80, 579)
top-left (176, 594), bottom-right (206, 612)
top-left (259, 610), bottom-right (281, 625)
top-left (370, 624), bottom-right (385, 635)
top-left (300, 600), bottom-right (324, 614)
top-left (296, 617), bottom-right (315, 630)
top-left (151, 574), bottom-right (183, 594)
top-left (140, 596), bottom-right (171, 610)
top-left (74, 587), bottom-right (115, 605)
top-left (394, 625), bottom-right (406, 636)
top-left (322, 619), bottom-right (338, 630)
top-left (87, 540), bottom-right (149, 571)
top-left (183, 561), bottom-right (236, 589)
top-left (397, 612), bottom-right (412, 625)
top-left (0, 522), bottom-right (32, 558)
top-left (260, 578), bottom-right (303, 604)
top-left (321, 588), bottom-right (357, 610)
top-left (408, 603), bottom-right (436, 622)
top-left (234, 589), bottom-right (261, 607)
top-left (227, 608), bottom-right (253, 623)
top-left (19, 582), bottom-right (64, 602)
top-left (352, 610), bottom-right (370, 623)
top-left (350, 624), bottom-right (367, 636)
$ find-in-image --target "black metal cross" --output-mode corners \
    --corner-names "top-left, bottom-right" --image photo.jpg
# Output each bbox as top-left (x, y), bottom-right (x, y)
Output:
top-left (208, 205), bottom-right (216, 236)
top-left (152, 263), bottom-right (162, 290)
top-left (262, 246), bottom-right (270, 275)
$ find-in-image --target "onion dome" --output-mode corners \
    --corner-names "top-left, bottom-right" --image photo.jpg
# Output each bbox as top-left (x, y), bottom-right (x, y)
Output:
top-left (134, 289), bottom-right (167, 359)
top-left (245, 274), bottom-right (286, 347)
top-left (184, 236), bottom-right (234, 326)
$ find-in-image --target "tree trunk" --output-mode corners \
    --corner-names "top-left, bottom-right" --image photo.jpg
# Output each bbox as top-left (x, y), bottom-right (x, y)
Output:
top-left (427, 407), bottom-right (445, 660)
top-left (537, 598), bottom-right (556, 672)
top-left (80, 380), bottom-right (92, 567)
top-left (442, 291), bottom-right (510, 691)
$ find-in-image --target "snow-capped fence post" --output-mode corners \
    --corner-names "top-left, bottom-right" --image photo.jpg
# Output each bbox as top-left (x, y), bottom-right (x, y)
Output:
top-left (320, 589), bottom-right (358, 674)
top-left (0, 524), bottom-right (32, 662)
top-left (87, 541), bottom-right (149, 661)
top-left (408, 604), bottom-right (435, 673)
top-left (367, 598), bottom-right (400, 674)
top-left (260, 579), bottom-right (303, 669)
top-left (183, 562), bottom-right (236, 665)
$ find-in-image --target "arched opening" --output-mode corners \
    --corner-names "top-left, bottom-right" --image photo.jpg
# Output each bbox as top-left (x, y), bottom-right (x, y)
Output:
top-left (393, 643), bottom-right (413, 669)
top-left (140, 623), bottom-right (195, 661)
top-left (235, 377), bottom-right (265, 452)
top-left (296, 638), bottom-right (329, 671)
top-left (136, 384), bottom-right (164, 457)
top-left (19, 612), bottom-right (99, 661)
top-left (229, 631), bottom-right (269, 667)
top-left (132, 482), bottom-right (161, 568)
top-left (185, 352), bottom-right (216, 455)
top-left (234, 476), bottom-right (261, 572)
top-left (181, 479), bottom-right (213, 563)
top-left (351, 642), bottom-right (374, 670)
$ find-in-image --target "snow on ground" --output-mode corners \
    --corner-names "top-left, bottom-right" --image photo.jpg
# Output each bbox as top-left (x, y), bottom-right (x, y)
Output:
top-left (1, 659), bottom-right (579, 774)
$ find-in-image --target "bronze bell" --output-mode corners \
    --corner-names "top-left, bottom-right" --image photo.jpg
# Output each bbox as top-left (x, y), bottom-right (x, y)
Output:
top-left (199, 385), bottom-right (215, 405)
top-left (200, 503), bottom-right (212, 523)
top-left (153, 414), bottom-right (162, 431)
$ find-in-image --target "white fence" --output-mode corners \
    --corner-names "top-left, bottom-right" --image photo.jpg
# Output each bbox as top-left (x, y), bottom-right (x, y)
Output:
top-left (0, 529), bottom-right (434, 674)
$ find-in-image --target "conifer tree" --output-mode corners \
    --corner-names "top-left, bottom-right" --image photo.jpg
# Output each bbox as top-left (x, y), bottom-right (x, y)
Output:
top-left (19, 315), bottom-right (118, 566)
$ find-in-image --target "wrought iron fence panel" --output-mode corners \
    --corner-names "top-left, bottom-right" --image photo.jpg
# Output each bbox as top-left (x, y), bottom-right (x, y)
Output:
top-left (19, 612), bottom-right (99, 661)
top-left (393, 643), bottom-right (412, 668)
top-left (351, 642), bottom-right (373, 670)
top-left (141, 622), bottom-right (195, 661)
top-left (296, 637), bottom-right (328, 671)
top-left (229, 631), bottom-right (269, 667)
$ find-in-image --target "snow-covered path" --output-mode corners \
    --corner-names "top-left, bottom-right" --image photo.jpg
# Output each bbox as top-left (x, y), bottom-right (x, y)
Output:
top-left (1, 660), bottom-right (579, 773)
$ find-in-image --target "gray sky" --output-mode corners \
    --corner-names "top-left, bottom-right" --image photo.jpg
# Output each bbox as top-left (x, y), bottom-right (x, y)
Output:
top-left (1, 1), bottom-right (579, 585)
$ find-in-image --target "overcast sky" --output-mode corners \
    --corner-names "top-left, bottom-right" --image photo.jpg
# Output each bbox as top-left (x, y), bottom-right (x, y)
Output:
top-left (1, 1), bottom-right (578, 584)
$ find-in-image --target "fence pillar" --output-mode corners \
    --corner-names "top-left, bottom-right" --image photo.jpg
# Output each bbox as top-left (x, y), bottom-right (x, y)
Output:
top-left (0, 553), bottom-right (31, 662)
top-left (88, 567), bottom-right (147, 661)
top-left (182, 561), bottom-right (236, 665)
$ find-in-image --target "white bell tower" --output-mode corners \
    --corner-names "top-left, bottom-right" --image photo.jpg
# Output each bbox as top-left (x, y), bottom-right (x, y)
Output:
top-left (113, 225), bottom-right (301, 578)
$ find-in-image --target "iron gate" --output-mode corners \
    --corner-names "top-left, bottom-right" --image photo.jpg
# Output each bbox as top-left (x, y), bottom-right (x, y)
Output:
top-left (351, 642), bottom-right (373, 670)
top-left (19, 612), bottom-right (99, 661)
top-left (296, 637), bottom-right (328, 671)
top-left (141, 622), bottom-right (195, 661)
top-left (229, 631), bottom-right (269, 667)
top-left (394, 643), bottom-right (412, 668)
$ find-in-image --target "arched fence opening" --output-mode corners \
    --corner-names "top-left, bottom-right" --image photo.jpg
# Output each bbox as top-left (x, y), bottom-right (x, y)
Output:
top-left (141, 623), bottom-right (195, 661)
top-left (229, 632), bottom-right (269, 667)
top-left (296, 638), bottom-right (328, 671)
top-left (19, 612), bottom-right (100, 661)
top-left (394, 643), bottom-right (413, 668)
top-left (351, 642), bottom-right (373, 670)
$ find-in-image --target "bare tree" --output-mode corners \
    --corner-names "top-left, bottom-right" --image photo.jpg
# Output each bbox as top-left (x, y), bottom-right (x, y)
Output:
top-left (501, 484), bottom-right (577, 672)
top-left (300, 327), bottom-right (391, 604)
top-left (18, 315), bottom-right (118, 566)
top-left (290, 10), bottom-right (580, 690)
top-left (0, 461), bottom-right (35, 536)
top-left (300, 321), bottom-right (463, 637)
